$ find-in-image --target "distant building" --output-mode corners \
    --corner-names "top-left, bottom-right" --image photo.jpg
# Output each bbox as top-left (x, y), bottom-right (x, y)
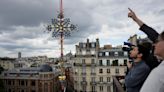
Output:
top-left (18, 52), bottom-right (21, 59)
top-left (0, 57), bottom-right (15, 70)
top-left (128, 34), bottom-right (137, 45)
top-left (73, 39), bottom-right (128, 92)
top-left (0, 64), bottom-right (60, 92)
top-left (128, 34), bottom-right (152, 45)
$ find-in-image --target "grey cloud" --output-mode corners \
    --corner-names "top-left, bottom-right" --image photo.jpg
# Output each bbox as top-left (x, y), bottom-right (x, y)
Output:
top-left (0, 0), bottom-right (53, 29)
top-left (0, 42), bottom-right (54, 51)
top-left (158, 9), bottom-right (164, 15)
top-left (0, 0), bottom-right (164, 57)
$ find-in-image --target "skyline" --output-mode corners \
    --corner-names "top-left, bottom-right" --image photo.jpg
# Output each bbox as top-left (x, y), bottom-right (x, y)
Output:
top-left (0, 0), bottom-right (164, 58)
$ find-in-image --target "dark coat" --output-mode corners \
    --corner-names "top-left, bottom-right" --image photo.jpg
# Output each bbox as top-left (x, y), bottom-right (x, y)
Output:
top-left (139, 24), bottom-right (160, 70)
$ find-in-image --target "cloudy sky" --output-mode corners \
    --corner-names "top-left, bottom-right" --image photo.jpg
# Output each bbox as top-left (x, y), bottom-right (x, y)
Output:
top-left (0, 0), bottom-right (164, 58)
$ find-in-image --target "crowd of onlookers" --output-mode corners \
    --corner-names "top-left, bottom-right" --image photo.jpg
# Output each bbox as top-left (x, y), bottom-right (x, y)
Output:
top-left (124, 8), bottom-right (164, 92)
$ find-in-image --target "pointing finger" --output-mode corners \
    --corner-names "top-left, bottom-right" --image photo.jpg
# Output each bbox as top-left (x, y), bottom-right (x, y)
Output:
top-left (128, 8), bottom-right (133, 12)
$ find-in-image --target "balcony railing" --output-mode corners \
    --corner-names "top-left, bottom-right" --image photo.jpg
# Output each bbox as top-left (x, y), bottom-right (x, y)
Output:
top-left (90, 81), bottom-right (97, 85)
top-left (81, 81), bottom-right (87, 85)
top-left (74, 63), bottom-right (96, 67)
top-left (113, 76), bottom-right (125, 92)
top-left (90, 73), bottom-right (96, 75)
top-left (81, 73), bottom-right (86, 75)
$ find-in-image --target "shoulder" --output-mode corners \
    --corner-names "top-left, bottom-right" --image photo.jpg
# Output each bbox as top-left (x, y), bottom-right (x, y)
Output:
top-left (139, 61), bottom-right (150, 70)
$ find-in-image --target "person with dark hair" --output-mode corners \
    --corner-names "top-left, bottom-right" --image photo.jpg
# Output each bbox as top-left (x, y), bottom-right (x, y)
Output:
top-left (140, 31), bottom-right (164, 92)
top-left (125, 42), bottom-right (151, 92)
top-left (128, 8), bottom-right (160, 70)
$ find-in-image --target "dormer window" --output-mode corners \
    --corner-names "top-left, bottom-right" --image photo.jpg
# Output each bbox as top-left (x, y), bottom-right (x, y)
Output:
top-left (99, 53), bottom-right (102, 56)
top-left (83, 43), bottom-right (86, 48)
top-left (91, 43), bottom-right (95, 48)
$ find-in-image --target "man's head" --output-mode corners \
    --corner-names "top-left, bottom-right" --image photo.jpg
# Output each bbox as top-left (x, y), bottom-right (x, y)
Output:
top-left (130, 42), bottom-right (152, 61)
top-left (154, 31), bottom-right (164, 59)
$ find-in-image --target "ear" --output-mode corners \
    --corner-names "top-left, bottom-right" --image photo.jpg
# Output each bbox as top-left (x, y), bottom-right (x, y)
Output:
top-left (137, 53), bottom-right (143, 58)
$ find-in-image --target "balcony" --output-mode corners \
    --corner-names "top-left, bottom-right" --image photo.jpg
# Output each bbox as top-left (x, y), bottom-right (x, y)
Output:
top-left (74, 63), bottom-right (81, 66)
top-left (90, 81), bottom-right (97, 85)
top-left (91, 63), bottom-right (96, 66)
top-left (90, 73), bottom-right (96, 75)
top-left (97, 81), bottom-right (108, 85)
top-left (81, 73), bottom-right (86, 75)
top-left (74, 72), bottom-right (78, 75)
top-left (81, 81), bottom-right (87, 85)
top-left (74, 63), bottom-right (96, 67)
top-left (74, 80), bottom-right (78, 83)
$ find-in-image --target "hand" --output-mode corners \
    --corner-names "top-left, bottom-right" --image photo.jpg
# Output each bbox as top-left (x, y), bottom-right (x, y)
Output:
top-left (128, 8), bottom-right (138, 21)
top-left (128, 8), bottom-right (144, 27)
top-left (127, 61), bottom-right (133, 69)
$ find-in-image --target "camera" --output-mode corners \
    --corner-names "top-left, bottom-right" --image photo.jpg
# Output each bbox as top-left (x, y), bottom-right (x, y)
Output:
top-left (122, 42), bottom-right (135, 52)
top-left (122, 42), bottom-right (135, 62)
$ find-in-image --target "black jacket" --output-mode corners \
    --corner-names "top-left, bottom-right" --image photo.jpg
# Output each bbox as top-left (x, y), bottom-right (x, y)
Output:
top-left (139, 24), bottom-right (160, 70)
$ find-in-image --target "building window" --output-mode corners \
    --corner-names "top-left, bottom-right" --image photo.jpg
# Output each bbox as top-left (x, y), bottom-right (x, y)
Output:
top-left (100, 86), bottom-right (103, 91)
top-left (86, 49), bottom-right (90, 52)
top-left (91, 50), bottom-right (95, 55)
top-left (44, 74), bottom-right (48, 78)
top-left (83, 43), bottom-right (86, 48)
top-left (124, 52), bottom-right (128, 56)
top-left (91, 43), bottom-right (95, 48)
top-left (107, 69), bottom-right (110, 73)
top-left (99, 53), bottom-right (102, 56)
top-left (92, 86), bottom-right (96, 91)
top-left (99, 69), bottom-right (103, 73)
top-left (107, 60), bottom-right (110, 66)
top-left (99, 60), bottom-right (103, 66)
top-left (82, 77), bottom-right (86, 81)
top-left (82, 59), bottom-right (85, 64)
top-left (82, 66), bottom-right (86, 74)
top-left (91, 59), bottom-right (95, 64)
top-left (40, 74), bottom-right (43, 78)
top-left (124, 59), bottom-right (127, 65)
top-left (8, 89), bottom-right (11, 92)
top-left (107, 86), bottom-right (111, 92)
top-left (105, 52), bottom-right (109, 56)
top-left (91, 67), bottom-right (95, 74)
top-left (107, 77), bottom-right (110, 82)
top-left (112, 60), bottom-right (118, 66)
top-left (31, 81), bottom-right (35, 86)
top-left (99, 77), bottom-right (103, 82)
top-left (114, 52), bottom-right (118, 56)
top-left (21, 80), bottom-right (24, 86)
top-left (11, 80), bottom-right (14, 85)
top-left (44, 83), bottom-right (48, 92)
top-left (8, 80), bottom-right (11, 85)
top-left (25, 80), bottom-right (28, 86)
top-left (82, 50), bottom-right (86, 55)
top-left (91, 77), bottom-right (95, 82)
top-left (115, 68), bottom-right (119, 74)
top-left (82, 85), bottom-right (86, 91)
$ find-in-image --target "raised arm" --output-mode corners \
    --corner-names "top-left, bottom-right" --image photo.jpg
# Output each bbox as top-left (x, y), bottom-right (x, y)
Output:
top-left (128, 8), bottom-right (159, 43)
top-left (128, 8), bottom-right (144, 27)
